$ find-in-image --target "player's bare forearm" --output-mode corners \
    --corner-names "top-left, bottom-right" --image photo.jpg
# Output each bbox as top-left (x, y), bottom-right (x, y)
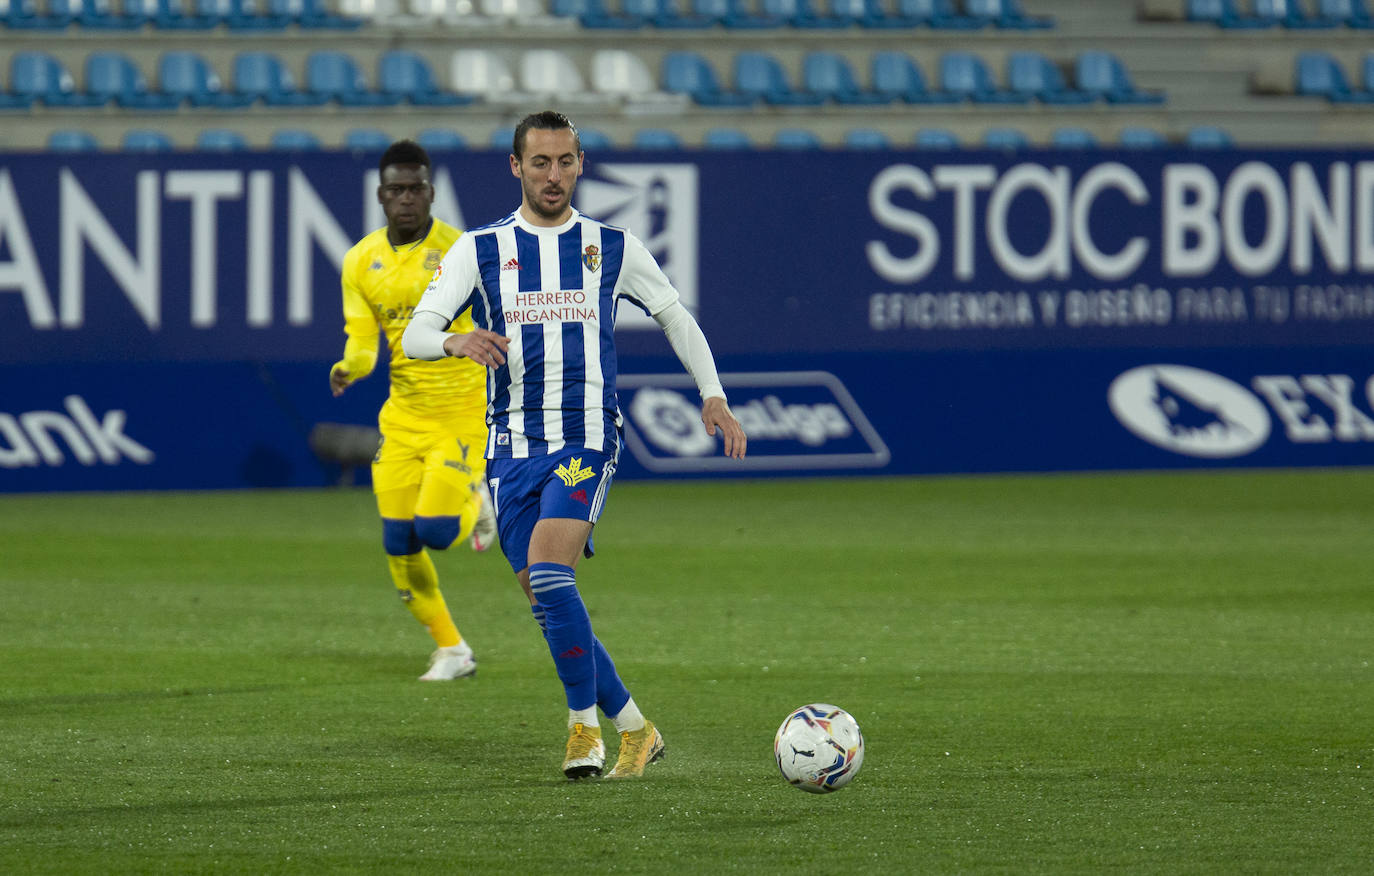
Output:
top-left (442, 329), bottom-right (511, 368)
top-left (702, 396), bottom-right (747, 459)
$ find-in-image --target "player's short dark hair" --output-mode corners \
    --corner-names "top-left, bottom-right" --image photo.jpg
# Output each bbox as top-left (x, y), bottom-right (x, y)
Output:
top-left (379, 140), bottom-right (431, 174)
top-left (512, 110), bottom-right (580, 160)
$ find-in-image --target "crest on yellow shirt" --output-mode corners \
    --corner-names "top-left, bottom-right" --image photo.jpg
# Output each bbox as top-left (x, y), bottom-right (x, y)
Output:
top-left (582, 244), bottom-right (601, 272)
top-left (424, 249), bottom-right (442, 271)
top-left (555, 456), bottom-right (597, 488)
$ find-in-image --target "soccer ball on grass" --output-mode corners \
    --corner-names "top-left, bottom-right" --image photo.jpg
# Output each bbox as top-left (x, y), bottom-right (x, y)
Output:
top-left (773, 703), bottom-right (864, 793)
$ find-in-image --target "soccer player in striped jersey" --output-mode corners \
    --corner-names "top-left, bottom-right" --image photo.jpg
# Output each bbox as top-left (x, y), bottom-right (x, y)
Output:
top-left (403, 110), bottom-right (746, 780)
top-left (331, 140), bottom-right (497, 682)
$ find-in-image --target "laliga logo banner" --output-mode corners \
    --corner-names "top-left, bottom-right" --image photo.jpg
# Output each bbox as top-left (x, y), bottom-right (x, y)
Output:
top-left (577, 163), bottom-right (699, 330)
top-left (619, 371), bottom-right (890, 473)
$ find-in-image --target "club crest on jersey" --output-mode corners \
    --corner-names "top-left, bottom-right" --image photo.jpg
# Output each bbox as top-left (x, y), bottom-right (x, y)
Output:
top-left (369, 260), bottom-right (383, 271)
top-left (424, 250), bottom-right (442, 270)
top-left (582, 244), bottom-right (601, 272)
top-left (555, 456), bottom-right (597, 488)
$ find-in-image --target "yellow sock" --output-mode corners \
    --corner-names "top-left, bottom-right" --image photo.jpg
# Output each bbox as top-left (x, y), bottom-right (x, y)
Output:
top-left (387, 550), bottom-right (461, 648)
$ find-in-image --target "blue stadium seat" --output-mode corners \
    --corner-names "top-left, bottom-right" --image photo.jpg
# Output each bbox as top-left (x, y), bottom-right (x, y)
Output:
top-left (63, 0), bottom-right (144, 27)
top-left (85, 52), bottom-right (180, 109)
top-left (1362, 52), bottom-right (1374, 92)
top-left (1252, 0), bottom-right (1337, 26)
top-left (1317, 0), bottom-right (1374, 26)
top-left (218, 0), bottom-right (292, 28)
top-left (760, 0), bottom-right (847, 26)
top-left (1186, 0), bottom-right (1272, 27)
top-left (1075, 51), bottom-right (1165, 104)
top-left (871, 52), bottom-right (959, 103)
top-left (802, 52), bottom-right (890, 104)
top-left (231, 52), bottom-right (325, 106)
top-left (1118, 126), bottom-right (1167, 148)
top-left (264, 0), bottom-right (362, 27)
top-left (662, 51), bottom-right (756, 106)
top-left (578, 128), bottom-right (616, 149)
top-left (983, 127), bottom-right (1029, 150)
top-left (122, 129), bottom-right (175, 151)
top-left (691, 0), bottom-right (784, 26)
top-left (1185, 125), bottom-right (1233, 148)
top-left (159, 52), bottom-right (252, 108)
top-left (415, 128), bottom-right (468, 151)
top-left (1050, 126), bottom-right (1097, 148)
top-left (940, 51), bottom-right (1029, 103)
top-left (196, 129), bottom-right (250, 150)
top-left (774, 128), bottom-right (823, 149)
top-left (10, 52), bottom-right (101, 107)
top-left (489, 127), bottom-right (514, 149)
top-left (305, 51), bottom-right (399, 106)
top-left (915, 127), bottom-right (959, 148)
top-left (4, 0), bottom-right (70, 27)
top-left (568, 0), bottom-right (648, 28)
top-left (344, 128), bottom-right (392, 152)
top-left (965, 0), bottom-right (1052, 28)
top-left (1006, 52), bottom-right (1094, 104)
top-left (270, 129), bottom-right (322, 150)
top-left (640, 0), bottom-right (717, 27)
top-left (734, 51), bottom-right (826, 105)
top-left (633, 128), bottom-right (684, 149)
top-left (896, 0), bottom-right (982, 27)
top-left (1294, 51), bottom-right (1358, 99)
top-left (702, 127), bottom-right (754, 148)
top-left (143, 0), bottom-right (220, 28)
top-left (844, 127), bottom-right (891, 149)
top-left (49, 129), bottom-right (101, 151)
top-left (378, 50), bottom-right (471, 106)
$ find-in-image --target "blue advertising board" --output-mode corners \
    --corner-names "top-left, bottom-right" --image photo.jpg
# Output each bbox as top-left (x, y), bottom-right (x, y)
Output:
top-left (3, 149), bottom-right (1373, 491)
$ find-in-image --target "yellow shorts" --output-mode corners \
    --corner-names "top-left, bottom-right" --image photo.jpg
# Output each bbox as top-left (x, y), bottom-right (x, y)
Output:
top-left (372, 399), bottom-right (488, 519)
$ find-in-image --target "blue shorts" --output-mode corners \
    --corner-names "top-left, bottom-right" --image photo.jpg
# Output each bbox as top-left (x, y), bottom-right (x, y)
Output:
top-left (486, 447), bottom-right (618, 573)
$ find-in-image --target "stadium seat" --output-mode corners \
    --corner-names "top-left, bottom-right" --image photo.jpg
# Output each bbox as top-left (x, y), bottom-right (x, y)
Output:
top-left (1075, 51), bottom-right (1165, 104)
top-left (85, 52), bottom-right (179, 109)
top-left (1006, 51), bottom-right (1094, 104)
top-left (1186, 0), bottom-right (1272, 27)
top-left (702, 127), bottom-right (754, 148)
top-left (4, 0), bottom-right (71, 26)
top-left (451, 49), bottom-right (520, 102)
top-left (691, 0), bottom-right (783, 26)
top-left (232, 52), bottom-right (325, 106)
top-left (895, 0), bottom-right (981, 28)
top-left (844, 127), bottom-right (891, 149)
top-left (871, 51), bottom-right (959, 103)
top-left (1050, 126), bottom-right (1098, 148)
top-left (378, 50), bottom-right (470, 105)
top-left (566, 0), bottom-right (647, 27)
top-left (733, 51), bottom-right (825, 106)
top-left (196, 128), bottom-right (250, 150)
top-left (940, 51), bottom-right (1029, 103)
top-left (10, 52), bottom-right (101, 107)
top-left (1294, 51), bottom-right (1359, 99)
top-left (575, 127), bottom-right (614, 149)
top-left (479, 0), bottom-right (547, 21)
top-left (159, 52), bottom-right (252, 108)
top-left (964, 0), bottom-right (1052, 28)
top-left (1317, 0), bottom-right (1374, 26)
top-left (774, 128), bottom-right (823, 149)
top-left (915, 127), bottom-right (959, 148)
top-left (1118, 126), bottom-right (1167, 148)
top-left (633, 128), bottom-right (684, 149)
top-left (1185, 125), bottom-right (1233, 148)
top-left (64, 0), bottom-right (145, 27)
top-left (802, 52), bottom-right (889, 104)
top-left (146, 0), bottom-right (221, 28)
top-left (345, 128), bottom-right (393, 152)
top-left (268, 0), bottom-right (364, 26)
top-left (520, 49), bottom-right (595, 101)
top-left (759, 0), bottom-right (848, 26)
top-left (590, 49), bottom-right (688, 108)
top-left (1252, 0), bottom-right (1337, 27)
top-left (415, 128), bottom-right (468, 150)
top-left (983, 127), bottom-right (1029, 150)
top-left (662, 51), bottom-right (756, 106)
top-left (122, 129), bottom-right (175, 151)
top-left (639, 0), bottom-right (717, 27)
top-left (270, 128), bottom-right (322, 150)
top-left (48, 129), bottom-right (102, 151)
top-left (306, 51), bottom-right (399, 106)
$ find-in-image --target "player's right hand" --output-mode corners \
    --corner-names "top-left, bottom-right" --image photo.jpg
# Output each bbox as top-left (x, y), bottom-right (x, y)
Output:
top-left (444, 329), bottom-right (510, 368)
top-left (329, 364), bottom-right (351, 397)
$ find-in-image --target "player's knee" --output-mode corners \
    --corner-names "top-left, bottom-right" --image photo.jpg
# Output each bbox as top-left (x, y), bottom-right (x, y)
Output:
top-left (382, 518), bottom-right (422, 556)
top-left (414, 514), bottom-right (461, 550)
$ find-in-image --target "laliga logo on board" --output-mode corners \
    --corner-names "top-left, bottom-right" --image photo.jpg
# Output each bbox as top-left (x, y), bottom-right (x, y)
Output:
top-left (1108, 365), bottom-right (1271, 458)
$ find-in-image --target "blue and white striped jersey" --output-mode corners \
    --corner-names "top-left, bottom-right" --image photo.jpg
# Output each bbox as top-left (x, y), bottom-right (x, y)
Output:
top-left (414, 209), bottom-right (680, 460)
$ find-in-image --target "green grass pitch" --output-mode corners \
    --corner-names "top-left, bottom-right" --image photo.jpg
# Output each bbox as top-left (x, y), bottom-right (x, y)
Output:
top-left (1, 470), bottom-right (1372, 874)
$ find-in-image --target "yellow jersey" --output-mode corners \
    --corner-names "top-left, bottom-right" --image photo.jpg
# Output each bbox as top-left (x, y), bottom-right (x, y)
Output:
top-left (336, 219), bottom-right (486, 422)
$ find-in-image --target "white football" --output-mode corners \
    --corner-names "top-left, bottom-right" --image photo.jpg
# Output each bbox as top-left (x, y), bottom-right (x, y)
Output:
top-left (773, 703), bottom-right (865, 793)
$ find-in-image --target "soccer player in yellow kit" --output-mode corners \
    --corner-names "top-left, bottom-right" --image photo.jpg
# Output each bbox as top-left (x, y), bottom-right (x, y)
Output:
top-left (331, 140), bottom-right (496, 681)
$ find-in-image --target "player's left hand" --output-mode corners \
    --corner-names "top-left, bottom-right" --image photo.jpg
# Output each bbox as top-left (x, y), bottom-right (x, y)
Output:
top-left (329, 364), bottom-right (351, 397)
top-left (702, 397), bottom-right (747, 459)
top-left (444, 329), bottom-right (510, 367)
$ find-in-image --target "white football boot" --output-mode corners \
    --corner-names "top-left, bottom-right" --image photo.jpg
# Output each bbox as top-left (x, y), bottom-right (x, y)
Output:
top-left (419, 641), bottom-right (477, 681)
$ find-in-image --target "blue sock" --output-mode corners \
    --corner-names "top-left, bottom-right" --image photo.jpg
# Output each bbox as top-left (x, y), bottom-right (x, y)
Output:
top-left (593, 637), bottom-right (631, 718)
top-left (530, 603), bottom-right (548, 635)
top-left (529, 562), bottom-right (596, 711)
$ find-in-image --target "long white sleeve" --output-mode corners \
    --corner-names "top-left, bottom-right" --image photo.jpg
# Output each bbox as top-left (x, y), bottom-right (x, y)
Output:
top-left (653, 301), bottom-right (725, 401)
top-left (401, 310), bottom-right (452, 361)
